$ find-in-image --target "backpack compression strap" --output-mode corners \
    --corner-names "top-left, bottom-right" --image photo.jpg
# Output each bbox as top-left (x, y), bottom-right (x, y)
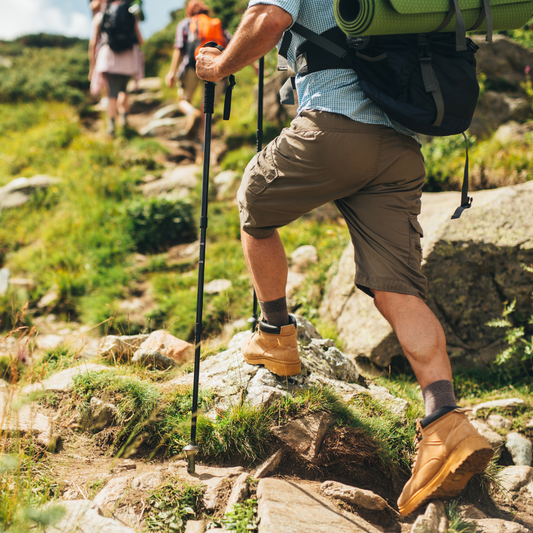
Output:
top-left (451, 133), bottom-right (473, 219)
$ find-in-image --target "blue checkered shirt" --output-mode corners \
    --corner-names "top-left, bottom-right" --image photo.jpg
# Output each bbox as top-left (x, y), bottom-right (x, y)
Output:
top-left (248, 0), bottom-right (418, 140)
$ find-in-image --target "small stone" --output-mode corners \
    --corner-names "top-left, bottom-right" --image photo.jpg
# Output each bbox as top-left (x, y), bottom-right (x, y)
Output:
top-left (321, 480), bottom-right (389, 511)
top-left (110, 460), bottom-right (137, 473)
top-left (286, 271), bottom-right (306, 297)
top-left (506, 432), bottom-right (532, 466)
top-left (526, 481), bottom-right (533, 498)
top-left (204, 279), bottom-right (232, 294)
top-left (213, 170), bottom-right (240, 200)
top-left (37, 290), bottom-right (59, 309)
top-left (487, 414), bottom-right (513, 431)
top-left (132, 330), bottom-right (193, 369)
top-left (98, 334), bottom-right (149, 362)
top-left (411, 501), bottom-right (448, 533)
top-left (254, 449), bottom-right (284, 479)
top-left (184, 520), bottom-right (206, 533)
top-left (526, 419), bottom-right (533, 429)
top-left (475, 519), bottom-right (529, 533)
top-left (472, 398), bottom-right (524, 415)
top-left (0, 268), bottom-right (9, 296)
top-left (459, 504), bottom-right (487, 520)
top-left (471, 420), bottom-right (505, 453)
top-left (271, 412), bottom-right (334, 462)
top-left (131, 471), bottom-right (162, 491)
top-left (290, 245), bottom-right (318, 272)
top-left (93, 476), bottom-right (131, 510)
top-left (88, 397), bottom-right (118, 431)
top-left (35, 334), bottom-right (64, 351)
top-left (225, 473), bottom-right (250, 514)
top-left (496, 465), bottom-right (533, 492)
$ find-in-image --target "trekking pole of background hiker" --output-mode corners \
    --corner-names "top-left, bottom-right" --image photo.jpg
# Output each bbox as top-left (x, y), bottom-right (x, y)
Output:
top-left (184, 42), bottom-right (236, 475)
top-left (249, 56), bottom-right (265, 332)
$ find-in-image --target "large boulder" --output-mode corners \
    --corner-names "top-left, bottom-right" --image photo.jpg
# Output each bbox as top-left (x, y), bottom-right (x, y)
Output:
top-left (169, 315), bottom-right (408, 419)
top-left (470, 35), bottom-right (533, 138)
top-left (320, 181), bottom-right (533, 369)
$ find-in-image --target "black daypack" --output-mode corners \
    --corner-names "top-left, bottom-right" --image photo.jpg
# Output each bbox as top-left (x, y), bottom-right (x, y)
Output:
top-left (101, 0), bottom-right (138, 53)
top-left (278, 9), bottom-right (494, 219)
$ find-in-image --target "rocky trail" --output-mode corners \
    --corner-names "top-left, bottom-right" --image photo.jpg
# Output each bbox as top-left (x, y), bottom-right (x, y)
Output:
top-left (2, 315), bottom-right (533, 533)
top-left (1, 35), bottom-right (533, 532)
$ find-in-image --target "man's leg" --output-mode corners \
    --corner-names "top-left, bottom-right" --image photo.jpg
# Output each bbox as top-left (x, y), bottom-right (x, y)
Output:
top-left (373, 291), bottom-right (452, 389)
top-left (373, 291), bottom-right (493, 516)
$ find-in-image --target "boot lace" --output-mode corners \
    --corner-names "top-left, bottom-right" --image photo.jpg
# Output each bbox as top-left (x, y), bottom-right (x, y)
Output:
top-left (411, 422), bottom-right (423, 472)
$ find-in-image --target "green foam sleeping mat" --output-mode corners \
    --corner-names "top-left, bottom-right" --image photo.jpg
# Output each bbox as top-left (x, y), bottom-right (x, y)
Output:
top-left (334, 0), bottom-right (533, 36)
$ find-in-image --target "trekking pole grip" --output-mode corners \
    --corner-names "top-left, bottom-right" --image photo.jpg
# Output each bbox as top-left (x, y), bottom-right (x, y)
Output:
top-left (201, 41), bottom-right (224, 115)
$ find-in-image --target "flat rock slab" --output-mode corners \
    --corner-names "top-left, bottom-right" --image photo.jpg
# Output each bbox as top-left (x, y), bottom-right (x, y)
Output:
top-left (473, 398), bottom-right (525, 416)
top-left (474, 519), bottom-right (530, 533)
top-left (257, 478), bottom-right (382, 533)
top-left (497, 465), bottom-right (533, 492)
top-left (2, 404), bottom-right (54, 448)
top-left (21, 364), bottom-right (111, 394)
top-left (43, 500), bottom-right (135, 533)
top-left (177, 464), bottom-right (245, 512)
top-left (321, 481), bottom-right (389, 511)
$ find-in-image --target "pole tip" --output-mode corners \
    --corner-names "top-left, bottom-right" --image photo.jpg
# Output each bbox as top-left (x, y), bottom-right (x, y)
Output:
top-left (184, 444), bottom-right (200, 474)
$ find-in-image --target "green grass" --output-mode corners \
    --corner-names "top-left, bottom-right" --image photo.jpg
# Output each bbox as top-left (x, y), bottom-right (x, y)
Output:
top-left (0, 442), bottom-right (63, 532)
top-left (145, 479), bottom-right (204, 533)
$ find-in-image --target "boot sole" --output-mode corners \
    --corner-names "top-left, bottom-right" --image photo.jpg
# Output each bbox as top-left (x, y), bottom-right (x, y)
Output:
top-left (399, 436), bottom-right (493, 516)
top-left (242, 353), bottom-right (301, 377)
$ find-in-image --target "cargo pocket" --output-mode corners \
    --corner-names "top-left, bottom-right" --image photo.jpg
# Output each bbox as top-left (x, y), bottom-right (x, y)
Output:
top-left (246, 140), bottom-right (279, 196)
top-left (408, 217), bottom-right (424, 270)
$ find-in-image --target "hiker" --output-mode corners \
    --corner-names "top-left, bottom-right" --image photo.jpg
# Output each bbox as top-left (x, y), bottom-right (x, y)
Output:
top-left (195, 0), bottom-right (494, 517)
top-left (165, 0), bottom-right (231, 141)
top-left (89, 0), bottom-right (144, 137)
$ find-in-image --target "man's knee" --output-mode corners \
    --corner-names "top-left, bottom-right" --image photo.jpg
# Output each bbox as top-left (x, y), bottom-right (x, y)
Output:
top-left (373, 289), bottom-right (421, 313)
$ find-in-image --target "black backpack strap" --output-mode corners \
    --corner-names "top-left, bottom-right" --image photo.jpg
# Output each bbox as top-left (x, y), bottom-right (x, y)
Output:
top-left (451, 132), bottom-right (473, 219)
top-left (418, 35), bottom-right (445, 128)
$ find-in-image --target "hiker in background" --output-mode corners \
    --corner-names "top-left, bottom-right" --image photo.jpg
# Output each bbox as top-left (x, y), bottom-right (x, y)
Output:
top-left (165, 0), bottom-right (230, 142)
top-left (89, 0), bottom-right (109, 111)
top-left (89, 0), bottom-right (144, 137)
top-left (196, 0), bottom-right (494, 517)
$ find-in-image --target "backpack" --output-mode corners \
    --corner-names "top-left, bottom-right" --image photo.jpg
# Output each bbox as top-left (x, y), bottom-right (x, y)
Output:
top-left (187, 14), bottom-right (227, 65)
top-left (101, 0), bottom-right (138, 53)
top-left (278, 18), bottom-right (488, 219)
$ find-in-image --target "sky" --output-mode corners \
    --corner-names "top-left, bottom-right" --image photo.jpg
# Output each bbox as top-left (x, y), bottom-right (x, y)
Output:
top-left (1, 0), bottom-right (184, 41)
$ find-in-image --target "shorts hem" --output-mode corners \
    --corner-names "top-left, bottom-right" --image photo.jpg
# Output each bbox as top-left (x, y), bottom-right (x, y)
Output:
top-left (241, 225), bottom-right (277, 239)
top-left (355, 272), bottom-right (427, 301)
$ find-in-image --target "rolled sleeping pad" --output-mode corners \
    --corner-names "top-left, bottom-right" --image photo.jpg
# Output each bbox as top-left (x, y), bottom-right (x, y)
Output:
top-left (334, 0), bottom-right (533, 36)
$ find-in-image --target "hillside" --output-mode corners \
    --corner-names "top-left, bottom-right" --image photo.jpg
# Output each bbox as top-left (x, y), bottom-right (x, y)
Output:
top-left (0, 15), bottom-right (532, 533)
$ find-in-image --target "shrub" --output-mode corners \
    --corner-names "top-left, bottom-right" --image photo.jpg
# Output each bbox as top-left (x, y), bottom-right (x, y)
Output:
top-left (125, 197), bottom-right (196, 254)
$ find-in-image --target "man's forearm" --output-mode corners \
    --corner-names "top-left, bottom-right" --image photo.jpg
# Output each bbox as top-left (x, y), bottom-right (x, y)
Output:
top-left (197, 5), bottom-right (292, 81)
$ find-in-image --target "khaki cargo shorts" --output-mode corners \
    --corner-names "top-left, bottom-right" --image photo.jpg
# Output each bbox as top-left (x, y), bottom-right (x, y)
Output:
top-left (238, 110), bottom-right (428, 300)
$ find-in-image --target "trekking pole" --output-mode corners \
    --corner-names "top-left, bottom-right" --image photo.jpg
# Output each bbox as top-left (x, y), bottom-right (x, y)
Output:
top-left (184, 42), bottom-right (235, 475)
top-left (249, 56), bottom-right (265, 332)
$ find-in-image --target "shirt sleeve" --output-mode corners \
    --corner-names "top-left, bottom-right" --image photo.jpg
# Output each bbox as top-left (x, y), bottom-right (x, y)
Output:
top-left (175, 18), bottom-right (189, 51)
top-left (247, 0), bottom-right (299, 25)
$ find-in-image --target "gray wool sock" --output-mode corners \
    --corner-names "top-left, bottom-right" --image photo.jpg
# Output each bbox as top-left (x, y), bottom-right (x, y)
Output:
top-left (422, 380), bottom-right (458, 416)
top-left (259, 296), bottom-right (289, 327)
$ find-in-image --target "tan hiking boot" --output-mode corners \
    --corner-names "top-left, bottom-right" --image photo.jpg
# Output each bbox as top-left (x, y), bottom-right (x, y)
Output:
top-left (398, 407), bottom-right (493, 516)
top-left (241, 316), bottom-right (301, 376)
